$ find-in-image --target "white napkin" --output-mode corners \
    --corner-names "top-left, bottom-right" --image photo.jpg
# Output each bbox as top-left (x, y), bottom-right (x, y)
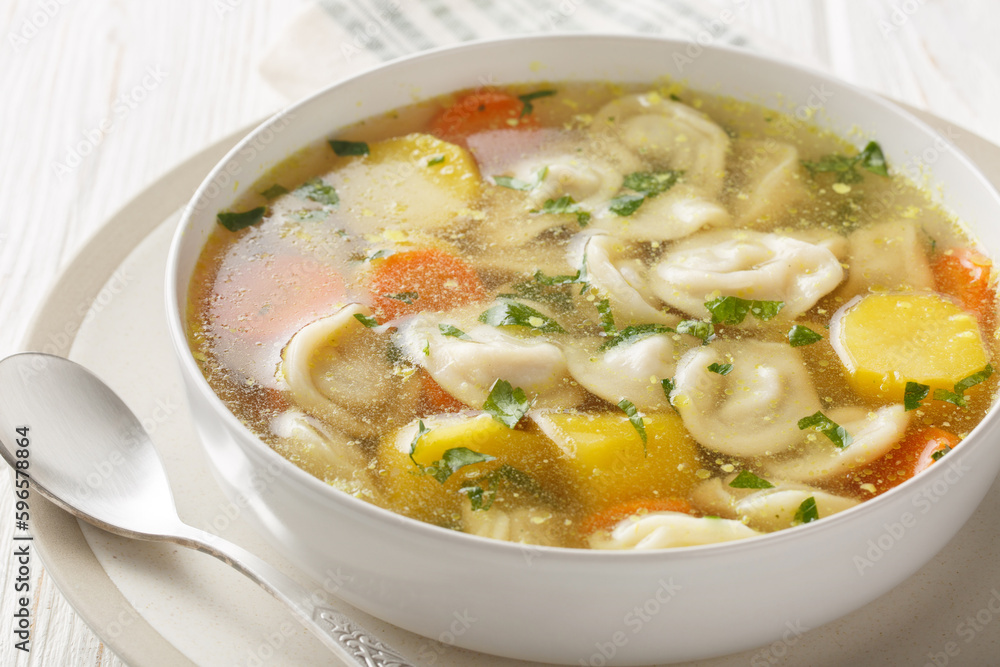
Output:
top-left (259, 0), bottom-right (796, 101)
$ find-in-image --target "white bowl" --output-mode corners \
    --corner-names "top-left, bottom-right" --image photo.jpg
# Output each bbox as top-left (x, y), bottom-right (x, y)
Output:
top-left (165, 35), bottom-right (1000, 665)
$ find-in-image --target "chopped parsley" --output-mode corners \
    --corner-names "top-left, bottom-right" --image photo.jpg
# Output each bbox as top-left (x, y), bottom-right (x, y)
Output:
top-left (479, 299), bottom-right (567, 333)
top-left (385, 291), bottom-right (418, 305)
top-left (426, 154), bottom-right (446, 166)
top-left (494, 166), bottom-right (548, 192)
top-left (460, 464), bottom-right (544, 511)
top-left (217, 206), bottom-right (266, 232)
top-left (599, 324), bottom-right (673, 351)
top-left (328, 139), bottom-right (370, 156)
top-left (424, 447), bottom-right (496, 484)
top-left (675, 319), bottom-right (715, 344)
top-left (608, 193), bottom-right (645, 217)
top-left (798, 411), bottom-right (852, 449)
top-left (518, 89), bottom-right (556, 117)
top-left (794, 496), bottom-right (819, 524)
top-left (729, 470), bottom-right (774, 489)
top-left (286, 209), bottom-right (330, 223)
top-left (617, 398), bottom-right (648, 455)
top-left (933, 365), bottom-right (993, 407)
top-left (483, 379), bottom-right (532, 429)
top-left (707, 362), bottom-right (733, 376)
top-left (353, 313), bottom-right (380, 328)
top-left (532, 195), bottom-right (591, 226)
top-left (595, 298), bottom-right (616, 334)
top-left (259, 184), bottom-right (289, 200)
top-left (931, 447), bottom-right (952, 462)
top-left (438, 323), bottom-right (471, 340)
top-left (408, 420), bottom-right (431, 466)
top-left (787, 325), bottom-right (823, 347)
top-left (293, 178), bottom-right (339, 206)
top-left (904, 381), bottom-right (930, 411)
top-left (705, 296), bottom-right (784, 325)
top-left (801, 140), bottom-right (889, 184)
top-left (609, 171), bottom-right (683, 217)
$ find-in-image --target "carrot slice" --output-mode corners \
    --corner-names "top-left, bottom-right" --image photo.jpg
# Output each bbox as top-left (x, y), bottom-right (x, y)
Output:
top-left (419, 370), bottom-right (466, 414)
top-left (431, 91), bottom-right (540, 147)
top-left (851, 427), bottom-right (961, 495)
top-left (210, 254), bottom-right (345, 340)
top-left (368, 248), bottom-right (488, 321)
top-left (580, 498), bottom-right (694, 537)
top-left (933, 247), bottom-right (996, 326)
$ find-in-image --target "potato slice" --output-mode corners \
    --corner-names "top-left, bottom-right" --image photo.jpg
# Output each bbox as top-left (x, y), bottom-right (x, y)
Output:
top-left (531, 411), bottom-right (701, 513)
top-left (377, 413), bottom-right (564, 524)
top-left (330, 133), bottom-right (480, 230)
top-left (831, 292), bottom-right (990, 401)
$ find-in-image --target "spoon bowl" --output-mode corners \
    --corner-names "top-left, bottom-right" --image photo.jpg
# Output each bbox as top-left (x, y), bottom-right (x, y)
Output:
top-left (0, 352), bottom-right (414, 667)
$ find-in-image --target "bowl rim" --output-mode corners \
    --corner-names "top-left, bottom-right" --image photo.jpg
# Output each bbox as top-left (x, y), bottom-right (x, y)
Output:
top-left (164, 31), bottom-right (1000, 563)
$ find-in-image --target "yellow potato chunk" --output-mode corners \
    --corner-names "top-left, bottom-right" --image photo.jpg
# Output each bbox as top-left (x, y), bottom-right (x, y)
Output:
top-left (531, 411), bottom-right (701, 513)
top-left (332, 133), bottom-right (480, 230)
top-left (377, 413), bottom-right (564, 524)
top-left (832, 293), bottom-right (990, 401)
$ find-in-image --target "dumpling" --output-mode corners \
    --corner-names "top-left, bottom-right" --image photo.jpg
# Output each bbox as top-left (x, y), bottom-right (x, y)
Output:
top-left (588, 511), bottom-right (759, 549)
top-left (841, 220), bottom-right (935, 296)
top-left (394, 309), bottom-right (584, 409)
top-left (650, 229), bottom-right (845, 320)
top-left (563, 331), bottom-right (697, 411)
top-left (279, 304), bottom-right (419, 440)
top-left (727, 139), bottom-right (809, 228)
top-left (461, 503), bottom-right (566, 546)
top-left (692, 476), bottom-right (859, 532)
top-left (575, 234), bottom-right (677, 326)
top-left (763, 405), bottom-right (910, 483)
top-left (591, 184), bottom-right (732, 242)
top-left (670, 340), bottom-right (822, 457)
top-left (594, 92), bottom-right (730, 196)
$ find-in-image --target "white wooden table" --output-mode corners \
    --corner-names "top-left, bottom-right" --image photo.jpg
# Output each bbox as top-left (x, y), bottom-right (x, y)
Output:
top-left (2, 1), bottom-right (999, 665)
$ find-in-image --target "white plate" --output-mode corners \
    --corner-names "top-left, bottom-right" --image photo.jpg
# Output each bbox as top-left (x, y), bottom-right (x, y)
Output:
top-left (25, 106), bottom-right (1000, 666)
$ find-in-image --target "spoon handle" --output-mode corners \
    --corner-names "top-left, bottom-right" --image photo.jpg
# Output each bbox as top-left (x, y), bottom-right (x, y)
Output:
top-left (173, 524), bottom-right (415, 666)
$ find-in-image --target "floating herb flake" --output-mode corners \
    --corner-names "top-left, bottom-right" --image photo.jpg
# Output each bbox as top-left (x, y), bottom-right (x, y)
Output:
top-left (622, 170), bottom-right (682, 196)
top-left (788, 325), bottom-right (823, 347)
top-left (931, 447), bottom-right (952, 462)
top-left (794, 496), bottom-right (819, 524)
top-left (483, 379), bottom-right (532, 429)
top-left (608, 193), bottom-right (645, 217)
top-left (329, 139), bottom-right (370, 156)
top-left (293, 178), bottom-right (339, 206)
top-left (802, 140), bottom-right (889, 184)
top-left (707, 362), bottom-right (733, 376)
top-left (676, 319), bottom-right (715, 344)
top-left (518, 89), bottom-right (556, 117)
top-left (494, 166), bottom-right (547, 192)
top-left (798, 411), bottom-right (852, 449)
top-left (933, 365), bottom-right (993, 407)
top-left (385, 291), bottom-right (418, 305)
top-left (599, 324), bottom-right (673, 351)
top-left (904, 381), bottom-right (930, 411)
top-left (353, 313), bottom-right (380, 328)
top-left (729, 470), bottom-right (774, 489)
top-left (259, 184), bottom-right (289, 200)
top-left (595, 298), bottom-right (616, 334)
top-left (426, 154), bottom-right (446, 166)
top-left (424, 447), bottom-right (496, 484)
top-left (532, 195), bottom-right (590, 226)
top-left (217, 206), bottom-right (266, 232)
top-left (705, 296), bottom-right (784, 325)
top-left (478, 299), bottom-right (566, 333)
top-left (438, 323), bottom-right (471, 340)
top-left (617, 398), bottom-right (648, 455)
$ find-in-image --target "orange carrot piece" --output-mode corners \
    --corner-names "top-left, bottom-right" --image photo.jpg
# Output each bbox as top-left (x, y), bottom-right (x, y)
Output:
top-left (368, 248), bottom-right (488, 321)
top-left (853, 427), bottom-right (961, 495)
top-left (431, 91), bottom-right (540, 147)
top-left (933, 247), bottom-right (996, 326)
top-left (419, 371), bottom-right (466, 415)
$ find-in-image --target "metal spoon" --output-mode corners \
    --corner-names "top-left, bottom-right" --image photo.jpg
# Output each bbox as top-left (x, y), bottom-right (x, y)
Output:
top-left (0, 352), bottom-right (413, 667)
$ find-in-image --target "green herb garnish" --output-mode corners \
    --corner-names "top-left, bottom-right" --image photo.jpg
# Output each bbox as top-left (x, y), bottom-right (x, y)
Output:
top-left (708, 362), bottom-right (733, 376)
top-left (293, 178), bottom-right (339, 206)
top-left (729, 470), bottom-right (774, 489)
top-left (934, 364), bottom-right (993, 407)
top-left (904, 381), bottom-right (930, 411)
top-left (424, 447), bottom-right (496, 484)
top-left (788, 325), bottom-right (823, 347)
top-left (286, 209), bottom-right (330, 223)
top-left (426, 154), bottom-right (446, 166)
top-left (794, 496), bottom-right (819, 524)
top-left (802, 140), bottom-right (889, 184)
top-left (599, 324), bottom-right (673, 351)
top-left (217, 206), bottom-right (266, 232)
top-left (798, 411), bottom-right (852, 449)
top-left (617, 398), bottom-right (647, 455)
top-left (438, 323), bottom-right (471, 340)
top-left (608, 193), bottom-right (645, 217)
top-left (408, 420), bottom-right (431, 466)
top-left (518, 89), bottom-right (556, 117)
top-left (479, 299), bottom-right (566, 333)
top-left (329, 139), bottom-right (370, 156)
top-left (595, 298), bottom-right (616, 334)
top-left (676, 319), bottom-right (715, 344)
top-left (623, 170), bottom-right (682, 197)
top-left (494, 166), bottom-right (548, 192)
top-left (460, 464), bottom-right (544, 511)
top-left (931, 447), bottom-right (952, 462)
top-left (705, 296), bottom-right (784, 324)
top-left (483, 379), bottom-right (532, 429)
top-left (385, 292), bottom-right (418, 305)
top-left (353, 313), bottom-right (380, 328)
top-left (259, 184), bottom-right (288, 200)
top-left (532, 195), bottom-right (590, 226)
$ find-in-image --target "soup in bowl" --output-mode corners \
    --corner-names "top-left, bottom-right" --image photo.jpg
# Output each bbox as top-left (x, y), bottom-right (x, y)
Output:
top-left (166, 35), bottom-right (1000, 665)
